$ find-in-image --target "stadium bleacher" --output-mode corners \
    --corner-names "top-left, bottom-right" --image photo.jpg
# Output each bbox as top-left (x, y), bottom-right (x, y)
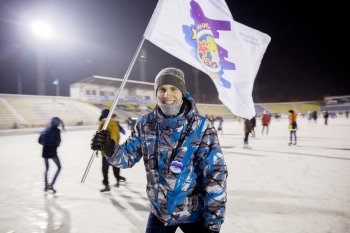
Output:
top-left (262, 102), bottom-right (321, 114)
top-left (0, 93), bottom-right (328, 130)
top-left (321, 104), bottom-right (350, 112)
top-left (0, 94), bottom-right (100, 129)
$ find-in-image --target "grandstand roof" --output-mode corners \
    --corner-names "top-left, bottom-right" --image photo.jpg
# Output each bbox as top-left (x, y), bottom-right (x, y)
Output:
top-left (75, 75), bottom-right (154, 89)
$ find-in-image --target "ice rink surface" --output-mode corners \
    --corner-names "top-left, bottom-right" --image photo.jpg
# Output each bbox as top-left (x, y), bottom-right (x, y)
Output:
top-left (0, 116), bottom-right (349, 233)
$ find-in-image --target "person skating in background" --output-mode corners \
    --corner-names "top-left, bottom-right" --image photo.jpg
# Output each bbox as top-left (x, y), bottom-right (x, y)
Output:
top-left (261, 111), bottom-right (271, 135)
top-left (216, 116), bottom-right (224, 134)
top-left (288, 110), bottom-right (298, 145)
top-left (127, 117), bottom-right (137, 130)
top-left (208, 115), bottom-right (215, 127)
top-left (98, 109), bottom-right (126, 192)
top-left (312, 110), bottom-right (318, 123)
top-left (323, 110), bottom-right (329, 125)
top-left (38, 117), bottom-right (64, 193)
top-left (243, 118), bottom-right (252, 149)
top-left (91, 67), bottom-right (227, 233)
top-left (250, 115), bottom-right (256, 137)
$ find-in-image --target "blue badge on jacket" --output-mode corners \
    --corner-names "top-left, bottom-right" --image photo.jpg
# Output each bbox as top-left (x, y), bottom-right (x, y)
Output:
top-left (170, 160), bottom-right (183, 174)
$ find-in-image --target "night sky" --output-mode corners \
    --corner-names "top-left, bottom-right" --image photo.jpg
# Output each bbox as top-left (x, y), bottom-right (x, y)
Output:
top-left (0, 0), bottom-right (348, 103)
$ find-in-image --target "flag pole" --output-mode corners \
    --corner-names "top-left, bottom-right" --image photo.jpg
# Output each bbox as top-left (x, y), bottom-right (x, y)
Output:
top-left (81, 36), bottom-right (146, 183)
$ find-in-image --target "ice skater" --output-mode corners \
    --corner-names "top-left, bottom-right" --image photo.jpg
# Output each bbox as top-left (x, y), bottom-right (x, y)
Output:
top-left (243, 118), bottom-right (252, 149)
top-left (38, 117), bottom-right (64, 193)
top-left (288, 110), bottom-right (298, 145)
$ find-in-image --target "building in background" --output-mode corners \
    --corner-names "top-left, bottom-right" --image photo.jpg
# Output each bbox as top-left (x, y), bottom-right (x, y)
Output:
top-left (69, 75), bottom-right (155, 105)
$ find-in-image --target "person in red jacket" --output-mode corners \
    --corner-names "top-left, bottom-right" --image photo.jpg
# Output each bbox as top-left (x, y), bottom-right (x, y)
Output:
top-left (288, 110), bottom-right (298, 145)
top-left (261, 111), bottom-right (271, 135)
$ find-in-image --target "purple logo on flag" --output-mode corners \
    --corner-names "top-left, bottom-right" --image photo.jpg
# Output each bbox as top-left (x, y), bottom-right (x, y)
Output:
top-left (182, 0), bottom-right (235, 88)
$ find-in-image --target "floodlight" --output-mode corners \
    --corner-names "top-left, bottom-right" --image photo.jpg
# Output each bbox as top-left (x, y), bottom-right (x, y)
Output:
top-left (30, 20), bottom-right (55, 40)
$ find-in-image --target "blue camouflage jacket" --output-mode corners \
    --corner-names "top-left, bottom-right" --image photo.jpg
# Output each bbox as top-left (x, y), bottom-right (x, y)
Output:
top-left (107, 92), bottom-right (227, 231)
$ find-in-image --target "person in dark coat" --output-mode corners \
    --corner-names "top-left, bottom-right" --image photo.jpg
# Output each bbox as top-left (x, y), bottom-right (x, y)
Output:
top-left (38, 117), bottom-right (64, 193)
top-left (312, 111), bottom-right (318, 123)
top-left (216, 116), bottom-right (224, 134)
top-left (323, 111), bottom-right (329, 125)
top-left (98, 110), bottom-right (126, 192)
top-left (243, 118), bottom-right (252, 149)
top-left (249, 116), bottom-right (256, 137)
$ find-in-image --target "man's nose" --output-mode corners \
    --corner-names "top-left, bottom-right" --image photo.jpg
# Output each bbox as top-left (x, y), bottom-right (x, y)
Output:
top-left (163, 90), bottom-right (169, 97)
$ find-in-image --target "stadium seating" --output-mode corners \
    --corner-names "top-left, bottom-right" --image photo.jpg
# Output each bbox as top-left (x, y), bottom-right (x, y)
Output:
top-left (196, 104), bottom-right (232, 117)
top-left (0, 94), bottom-right (325, 130)
top-left (0, 94), bottom-right (100, 129)
top-left (321, 103), bottom-right (350, 112)
top-left (262, 102), bottom-right (321, 114)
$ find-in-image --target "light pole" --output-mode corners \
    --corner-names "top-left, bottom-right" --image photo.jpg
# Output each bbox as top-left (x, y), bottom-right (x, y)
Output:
top-left (30, 20), bottom-right (56, 96)
top-left (17, 75), bottom-right (22, 94)
top-left (53, 79), bottom-right (60, 96)
top-left (36, 48), bottom-right (45, 95)
top-left (138, 49), bottom-right (147, 82)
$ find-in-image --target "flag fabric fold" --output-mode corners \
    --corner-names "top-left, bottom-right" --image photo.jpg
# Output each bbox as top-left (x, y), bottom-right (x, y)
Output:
top-left (144, 0), bottom-right (271, 119)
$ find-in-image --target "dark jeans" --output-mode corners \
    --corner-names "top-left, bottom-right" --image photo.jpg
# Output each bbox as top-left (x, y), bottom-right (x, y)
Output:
top-left (290, 131), bottom-right (297, 143)
top-left (44, 156), bottom-right (61, 187)
top-left (262, 124), bottom-right (269, 135)
top-left (102, 156), bottom-right (121, 186)
top-left (145, 212), bottom-right (211, 233)
top-left (244, 132), bottom-right (249, 144)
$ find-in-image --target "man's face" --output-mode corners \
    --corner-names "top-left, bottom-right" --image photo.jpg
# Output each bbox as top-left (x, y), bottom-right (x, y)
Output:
top-left (156, 84), bottom-right (183, 104)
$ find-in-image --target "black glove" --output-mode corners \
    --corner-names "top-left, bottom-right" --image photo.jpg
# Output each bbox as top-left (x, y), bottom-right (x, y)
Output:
top-left (91, 130), bottom-right (116, 156)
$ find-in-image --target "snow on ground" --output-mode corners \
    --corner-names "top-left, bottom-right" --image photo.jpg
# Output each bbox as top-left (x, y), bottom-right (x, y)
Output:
top-left (0, 115), bottom-right (349, 233)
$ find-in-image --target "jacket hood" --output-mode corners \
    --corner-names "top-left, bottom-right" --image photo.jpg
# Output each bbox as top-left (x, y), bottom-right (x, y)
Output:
top-left (51, 117), bottom-right (63, 128)
top-left (50, 117), bottom-right (65, 130)
top-left (99, 109), bottom-right (110, 121)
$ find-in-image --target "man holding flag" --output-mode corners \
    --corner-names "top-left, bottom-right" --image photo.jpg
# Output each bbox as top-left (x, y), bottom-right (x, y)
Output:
top-left (91, 67), bottom-right (227, 232)
top-left (89, 0), bottom-right (270, 232)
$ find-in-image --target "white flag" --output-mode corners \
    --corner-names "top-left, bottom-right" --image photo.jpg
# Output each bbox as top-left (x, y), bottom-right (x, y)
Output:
top-left (144, 0), bottom-right (271, 119)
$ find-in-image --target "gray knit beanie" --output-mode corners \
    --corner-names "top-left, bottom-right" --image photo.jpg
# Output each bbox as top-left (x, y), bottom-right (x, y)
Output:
top-left (154, 67), bottom-right (186, 95)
